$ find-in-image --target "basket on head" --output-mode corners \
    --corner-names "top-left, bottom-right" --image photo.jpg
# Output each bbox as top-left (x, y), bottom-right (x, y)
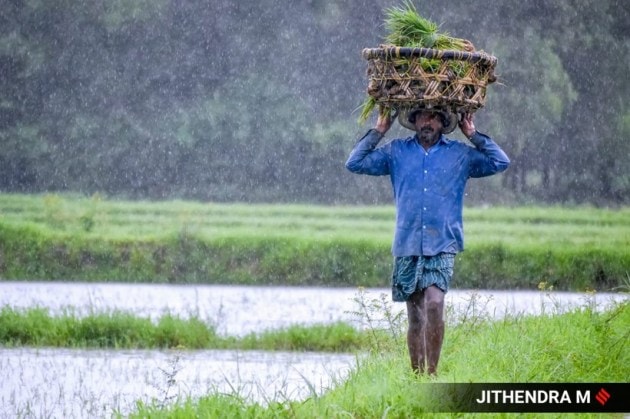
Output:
top-left (362, 46), bottom-right (497, 127)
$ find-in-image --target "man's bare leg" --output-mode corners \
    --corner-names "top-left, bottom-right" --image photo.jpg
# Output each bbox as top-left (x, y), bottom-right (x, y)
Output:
top-left (424, 285), bottom-right (445, 375)
top-left (406, 286), bottom-right (445, 374)
top-left (406, 291), bottom-right (426, 373)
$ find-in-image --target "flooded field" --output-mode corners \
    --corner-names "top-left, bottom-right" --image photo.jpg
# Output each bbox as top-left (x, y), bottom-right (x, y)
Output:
top-left (0, 347), bottom-right (356, 418)
top-left (1, 282), bottom-right (626, 417)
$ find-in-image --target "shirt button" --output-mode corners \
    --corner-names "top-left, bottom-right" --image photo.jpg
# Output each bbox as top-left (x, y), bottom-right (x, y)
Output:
top-left (422, 225), bottom-right (426, 229)
top-left (424, 170), bottom-right (428, 174)
top-left (423, 188), bottom-right (428, 192)
top-left (423, 207), bottom-right (427, 211)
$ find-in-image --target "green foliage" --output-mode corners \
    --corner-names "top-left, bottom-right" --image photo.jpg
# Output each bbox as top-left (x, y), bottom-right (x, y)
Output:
top-left (74, 311), bottom-right (155, 348)
top-left (0, 1), bottom-right (628, 205)
top-left (483, 29), bottom-right (578, 200)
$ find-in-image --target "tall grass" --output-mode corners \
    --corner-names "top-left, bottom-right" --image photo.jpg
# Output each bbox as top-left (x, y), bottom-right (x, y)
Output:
top-left (126, 296), bottom-right (629, 418)
top-left (1, 193), bottom-right (629, 290)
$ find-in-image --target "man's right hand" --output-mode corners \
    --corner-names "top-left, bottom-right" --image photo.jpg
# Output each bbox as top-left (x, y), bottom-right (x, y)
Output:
top-left (374, 107), bottom-right (393, 134)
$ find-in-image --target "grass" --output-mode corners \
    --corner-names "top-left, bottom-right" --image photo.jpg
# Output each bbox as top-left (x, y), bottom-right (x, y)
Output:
top-left (1, 193), bottom-right (628, 245)
top-left (0, 306), bottom-right (371, 352)
top-left (124, 296), bottom-right (629, 418)
top-left (0, 192), bottom-right (629, 290)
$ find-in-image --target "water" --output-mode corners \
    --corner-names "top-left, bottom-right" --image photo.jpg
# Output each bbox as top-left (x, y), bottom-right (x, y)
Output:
top-left (0, 282), bottom-right (627, 418)
top-left (0, 282), bottom-right (625, 335)
top-left (0, 347), bottom-right (356, 418)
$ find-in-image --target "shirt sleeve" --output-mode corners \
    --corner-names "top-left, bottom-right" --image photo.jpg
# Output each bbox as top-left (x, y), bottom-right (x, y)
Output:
top-left (467, 131), bottom-right (510, 178)
top-left (345, 129), bottom-right (392, 176)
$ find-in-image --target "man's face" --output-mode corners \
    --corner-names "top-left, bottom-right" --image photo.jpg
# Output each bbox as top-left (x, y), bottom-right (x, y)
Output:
top-left (414, 111), bottom-right (443, 143)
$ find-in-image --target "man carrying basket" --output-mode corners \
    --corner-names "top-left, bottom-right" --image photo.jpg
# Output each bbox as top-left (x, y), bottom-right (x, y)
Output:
top-left (345, 107), bottom-right (509, 374)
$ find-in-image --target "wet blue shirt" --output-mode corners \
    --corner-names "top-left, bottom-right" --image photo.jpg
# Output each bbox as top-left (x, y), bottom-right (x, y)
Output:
top-left (345, 129), bottom-right (510, 257)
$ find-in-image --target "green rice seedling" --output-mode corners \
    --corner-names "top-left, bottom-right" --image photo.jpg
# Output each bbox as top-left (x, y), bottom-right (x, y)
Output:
top-left (357, 95), bottom-right (377, 125)
top-left (383, 0), bottom-right (469, 51)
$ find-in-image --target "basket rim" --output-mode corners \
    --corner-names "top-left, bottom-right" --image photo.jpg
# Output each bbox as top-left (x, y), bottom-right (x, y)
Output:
top-left (362, 46), bottom-right (497, 66)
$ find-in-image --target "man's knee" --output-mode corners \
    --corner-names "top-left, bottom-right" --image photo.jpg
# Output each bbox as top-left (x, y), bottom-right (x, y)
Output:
top-left (426, 300), bottom-right (442, 317)
top-left (406, 307), bottom-right (423, 329)
top-left (424, 287), bottom-right (444, 315)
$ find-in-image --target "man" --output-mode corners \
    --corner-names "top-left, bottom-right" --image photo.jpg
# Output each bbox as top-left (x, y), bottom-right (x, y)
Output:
top-left (345, 107), bottom-right (510, 374)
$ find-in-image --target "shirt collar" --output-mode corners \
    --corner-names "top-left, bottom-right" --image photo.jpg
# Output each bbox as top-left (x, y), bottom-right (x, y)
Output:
top-left (412, 134), bottom-right (450, 150)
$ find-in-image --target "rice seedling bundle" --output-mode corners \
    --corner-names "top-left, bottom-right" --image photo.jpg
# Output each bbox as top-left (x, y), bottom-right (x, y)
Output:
top-left (359, 1), bottom-right (498, 124)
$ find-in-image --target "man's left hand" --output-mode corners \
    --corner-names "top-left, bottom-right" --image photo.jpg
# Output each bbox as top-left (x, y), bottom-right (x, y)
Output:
top-left (459, 113), bottom-right (476, 138)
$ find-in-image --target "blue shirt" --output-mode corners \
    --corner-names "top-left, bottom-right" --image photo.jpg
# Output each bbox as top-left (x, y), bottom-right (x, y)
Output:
top-left (345, 129), bottom-right (510, 256)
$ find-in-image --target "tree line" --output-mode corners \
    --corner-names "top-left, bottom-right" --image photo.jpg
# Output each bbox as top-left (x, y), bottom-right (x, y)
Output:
top-left (1, 0), bottom-right (628, 205)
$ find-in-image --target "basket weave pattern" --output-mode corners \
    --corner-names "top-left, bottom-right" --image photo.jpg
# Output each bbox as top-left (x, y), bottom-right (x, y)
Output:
top-left (363, 46), bottom-right (497, 114)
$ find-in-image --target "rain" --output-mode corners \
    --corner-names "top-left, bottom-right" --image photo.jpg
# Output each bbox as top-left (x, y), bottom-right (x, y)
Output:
top-left (1, 0), bottom-right (629, 417)
top-left (2, 1), bottom-right (625, 203)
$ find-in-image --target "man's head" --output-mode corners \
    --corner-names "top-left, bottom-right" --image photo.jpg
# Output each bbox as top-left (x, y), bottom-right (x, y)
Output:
top-left (408, 109), bottom-right (450, 133)
top-left (408, 109), bottom-right (450, 145)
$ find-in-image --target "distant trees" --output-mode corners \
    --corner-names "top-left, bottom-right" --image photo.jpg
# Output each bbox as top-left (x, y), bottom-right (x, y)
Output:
top-left (0, 0), bottom-right (628, 205)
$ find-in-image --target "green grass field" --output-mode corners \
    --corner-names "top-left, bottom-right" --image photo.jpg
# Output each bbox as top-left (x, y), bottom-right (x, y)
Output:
top-left (1, 193), bottom-right (629, 290)
top-left (1, 193), bottom-right (628, 246)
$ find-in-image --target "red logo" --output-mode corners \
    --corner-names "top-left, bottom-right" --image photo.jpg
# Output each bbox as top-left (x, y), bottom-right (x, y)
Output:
top-left (595, 388), bottom-right (610, 406)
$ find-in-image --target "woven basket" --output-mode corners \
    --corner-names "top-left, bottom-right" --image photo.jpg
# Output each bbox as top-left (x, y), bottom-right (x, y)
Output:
top-left (362, 46), bottom-right (497, 115)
